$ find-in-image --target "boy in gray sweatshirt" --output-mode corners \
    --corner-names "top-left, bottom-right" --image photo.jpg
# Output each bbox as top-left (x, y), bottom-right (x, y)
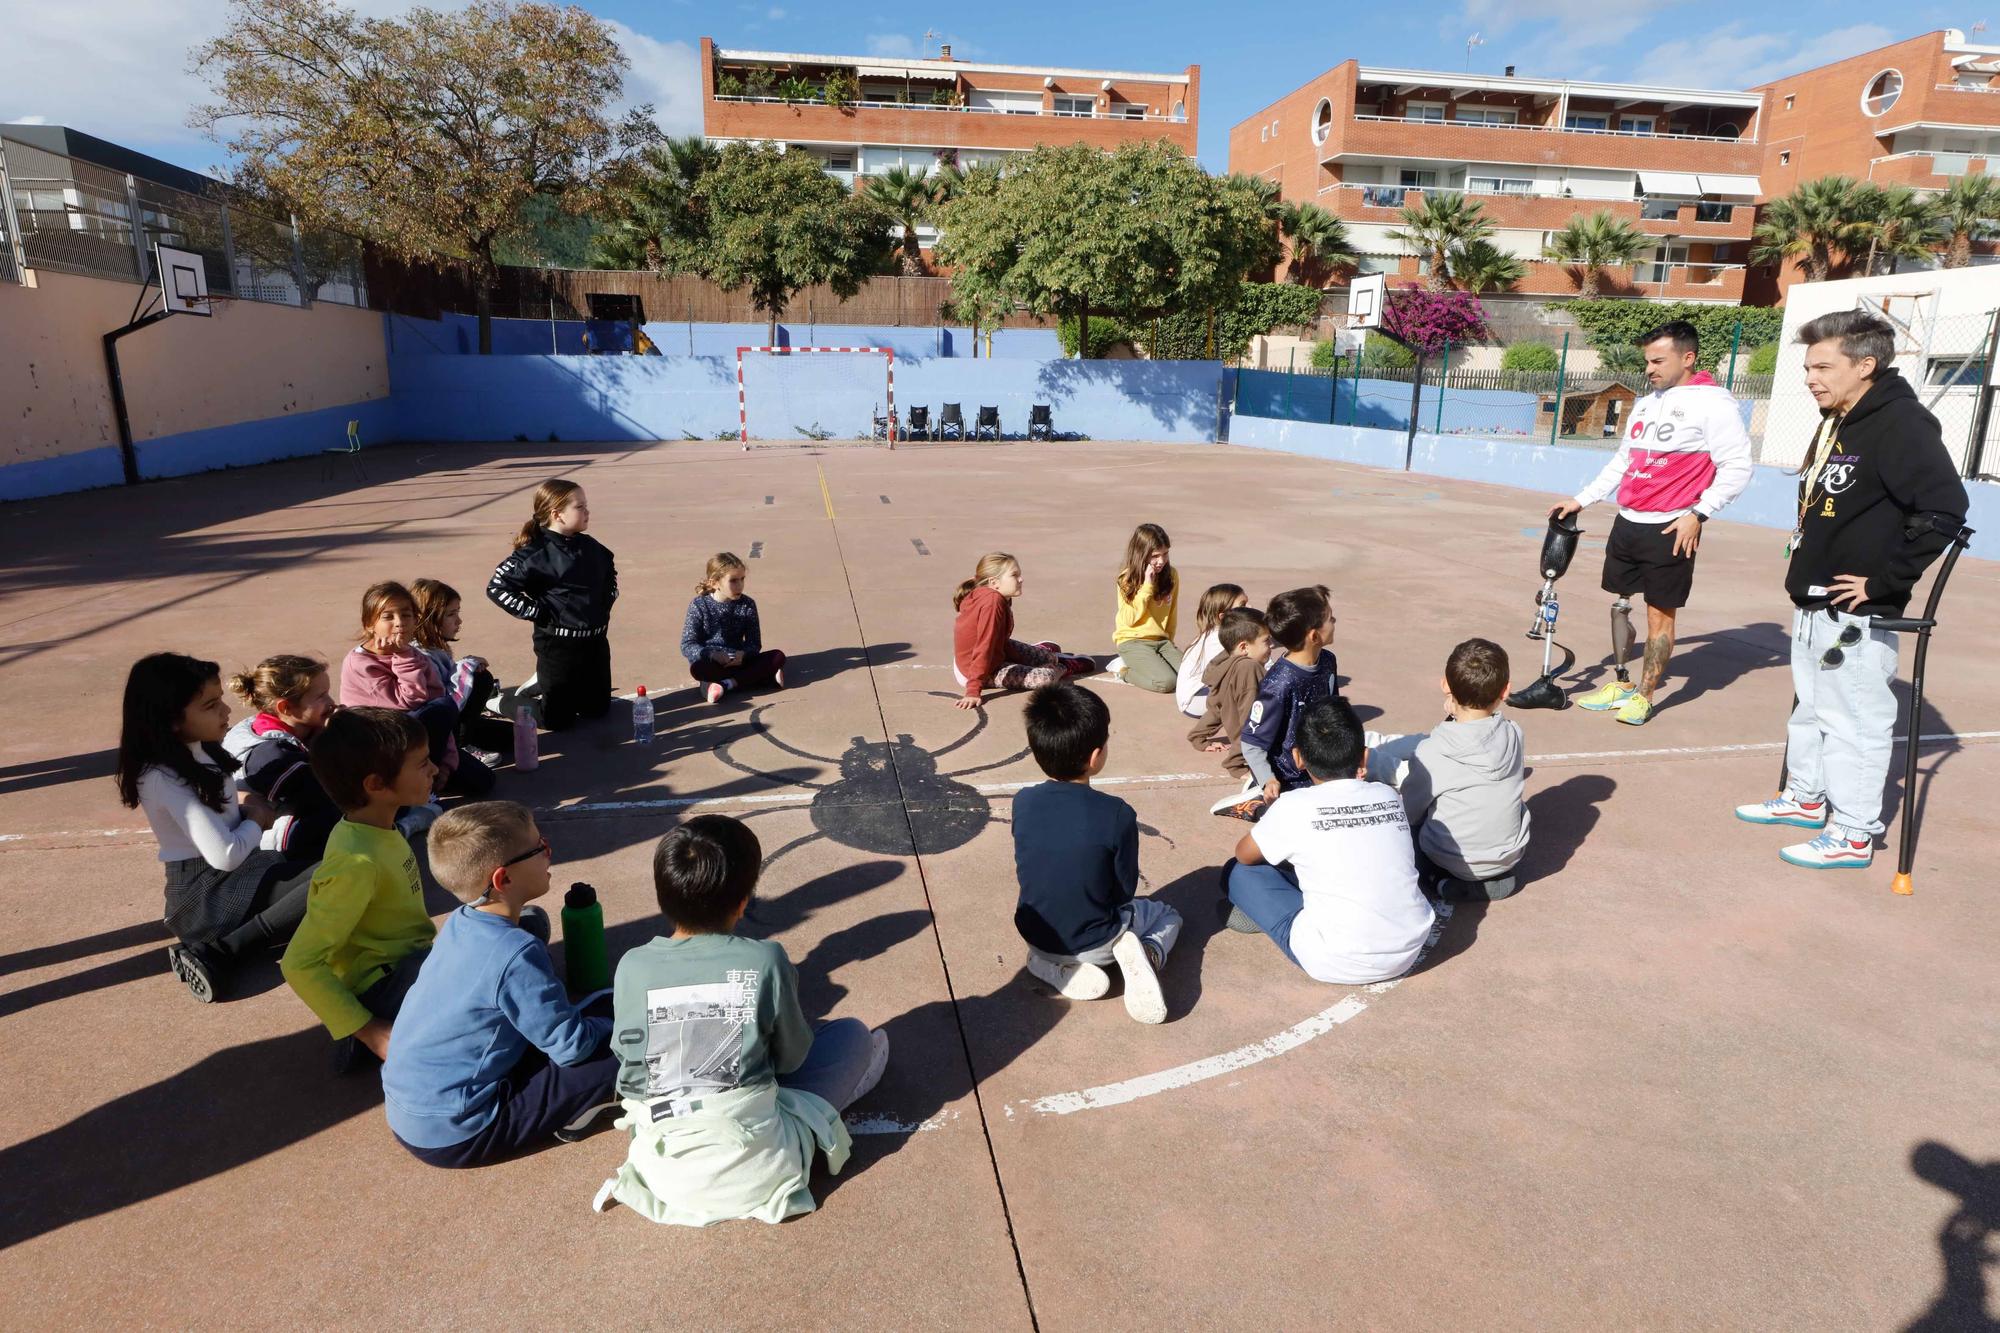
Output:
top-left (1394, 638), bottom-right (1531, 901)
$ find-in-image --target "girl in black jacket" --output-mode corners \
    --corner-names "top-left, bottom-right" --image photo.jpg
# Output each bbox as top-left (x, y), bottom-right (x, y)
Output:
top-left (487, 478), bottom-right (618, 730)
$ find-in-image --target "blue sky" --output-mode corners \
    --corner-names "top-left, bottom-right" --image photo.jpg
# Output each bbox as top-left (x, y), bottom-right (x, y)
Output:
top-left (0, 0), bottom-right (1975, 179)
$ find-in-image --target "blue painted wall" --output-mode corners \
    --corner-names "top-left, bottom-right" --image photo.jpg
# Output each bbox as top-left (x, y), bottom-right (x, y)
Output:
top-left (391, 351), bottom-right (1227, 444)
top-left (1229, 415), bottom-right (2000, 559)
top-left (1235, 368), bottom-right (1541, 436)
top-left (386, 313), bottom-right (1063, 361)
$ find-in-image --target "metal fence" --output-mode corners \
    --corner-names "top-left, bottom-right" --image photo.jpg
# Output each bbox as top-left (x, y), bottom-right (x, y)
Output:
top-left (0, 136), bottom-right (368, 308)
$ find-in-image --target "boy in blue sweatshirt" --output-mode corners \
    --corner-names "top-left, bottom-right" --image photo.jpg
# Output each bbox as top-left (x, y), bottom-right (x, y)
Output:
top-left (383, 800), bottom-right (617, 1166)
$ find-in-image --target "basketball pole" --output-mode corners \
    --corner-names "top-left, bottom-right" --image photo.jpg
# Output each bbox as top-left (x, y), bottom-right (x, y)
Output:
top-left (102, 273), bottom-right (172, 486)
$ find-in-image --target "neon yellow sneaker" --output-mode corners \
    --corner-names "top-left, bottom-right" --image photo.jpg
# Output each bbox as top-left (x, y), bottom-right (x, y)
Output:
top-left (1577, 681), bottom-right (1636, 712)
top-left (1613, 694), bottom-right (1654, 726)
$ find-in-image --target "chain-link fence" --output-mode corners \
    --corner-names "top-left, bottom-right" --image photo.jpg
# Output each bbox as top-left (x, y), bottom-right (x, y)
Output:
top-left (0, 135), bottom-right (368, 308)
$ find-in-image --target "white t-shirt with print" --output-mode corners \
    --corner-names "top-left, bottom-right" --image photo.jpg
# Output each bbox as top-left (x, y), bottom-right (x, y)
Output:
top-left (1249, 777), bottom-right (1434, 984)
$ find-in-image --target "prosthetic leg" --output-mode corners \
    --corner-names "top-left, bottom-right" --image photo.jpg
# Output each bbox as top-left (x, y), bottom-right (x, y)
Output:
top-left (1506, 516), bottom-right (1582, 711)
top-left (1609, 597), bottom-right (1637, 687)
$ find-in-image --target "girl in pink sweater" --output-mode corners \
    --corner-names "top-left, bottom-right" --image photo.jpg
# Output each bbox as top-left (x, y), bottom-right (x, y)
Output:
top-left (340, 581), bottom-right (493, 797)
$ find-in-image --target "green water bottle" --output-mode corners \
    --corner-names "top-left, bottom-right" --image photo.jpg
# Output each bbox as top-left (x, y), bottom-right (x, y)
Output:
top-left (561, 882), bottom-right (609, 995)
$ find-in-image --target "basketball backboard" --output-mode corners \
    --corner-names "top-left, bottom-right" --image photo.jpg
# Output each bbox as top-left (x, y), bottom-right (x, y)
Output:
top-left (1348, 272), bottom-right (1387, 331)
top-left (156, 244), bottom-right (211, 317)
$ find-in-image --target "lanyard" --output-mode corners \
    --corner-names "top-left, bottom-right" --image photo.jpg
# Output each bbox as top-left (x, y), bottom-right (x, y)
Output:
top-left (1797, 416), bottom-right (1841, 527)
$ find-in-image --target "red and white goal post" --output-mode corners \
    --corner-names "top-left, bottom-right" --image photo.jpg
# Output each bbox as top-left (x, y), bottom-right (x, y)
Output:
top-left (735, 345), bottom-right (897, 449)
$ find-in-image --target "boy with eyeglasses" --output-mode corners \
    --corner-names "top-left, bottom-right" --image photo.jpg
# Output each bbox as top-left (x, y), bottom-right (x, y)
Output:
top-left (383, 801), bottom-right (618, 1166)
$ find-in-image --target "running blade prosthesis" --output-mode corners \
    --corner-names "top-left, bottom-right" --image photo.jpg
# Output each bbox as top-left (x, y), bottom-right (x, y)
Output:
top-left (1506, 515), bottom-right (1581, 711)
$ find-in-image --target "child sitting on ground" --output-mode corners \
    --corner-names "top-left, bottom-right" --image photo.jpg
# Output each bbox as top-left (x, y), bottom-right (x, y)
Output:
top-left (383, 801), bottom-right (613, 1168)
top-left (280, 707), bottom-right (440, 1072)
top-left (1222, 697), bottom-right (1435, 985)
top-left (223, 654), bottom-right (344, 863)
top-left (1188, 609), bottom-right (1275, 811)
top-left (1013, 683), bottom-right (1181, 1024)
top-left (1109, 523), bottom-right (1181, 693)
top-left (1394, 638), bottom-right (1531, 901)
top-left (410, 577), bottom-right (512, 762)
top-left (681, 552), bottom-right (787, 705)
top-left (1175, 583), bottom-right (1247, 718)
top-left (342, 580), bottom-right (487, 799)
top-left (1228, 585), bottom-right (1341, 821)
top-left (118, 652), bottom-right (315, 1003)
top-left (597, 815), bottom-right (890, 1226)
top-left (952, 552), bottom-right (1093, 712)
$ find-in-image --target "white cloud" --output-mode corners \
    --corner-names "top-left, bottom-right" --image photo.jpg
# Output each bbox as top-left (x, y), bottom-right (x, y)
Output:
top-left (1455, 0), bottom-right (1674, 51)
top-left (606, 22), bottom-right (703, 138)
top-left (865, 32), bottom-right (919, 58)
top-left (1638, 23), bottom-right (1896, 91)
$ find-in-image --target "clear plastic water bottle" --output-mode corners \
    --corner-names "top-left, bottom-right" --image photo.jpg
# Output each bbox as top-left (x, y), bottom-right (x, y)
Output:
top-left (632, 685), bottom-right (655, 745)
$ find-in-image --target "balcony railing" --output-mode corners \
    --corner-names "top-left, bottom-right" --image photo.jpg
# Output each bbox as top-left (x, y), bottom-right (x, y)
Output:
top-left (1347, 112), bottom-right (1752, 144)
top-left (712, 93), bottom-right (1187, 122)
top-left (1938, 82), bottom-right (2000, 93)
top-left (1318, 182), bottom-right (1736, 223)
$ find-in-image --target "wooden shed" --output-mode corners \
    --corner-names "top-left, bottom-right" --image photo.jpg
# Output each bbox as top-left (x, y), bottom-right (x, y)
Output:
top-left (1537, 379), bottom-right (1638, 441)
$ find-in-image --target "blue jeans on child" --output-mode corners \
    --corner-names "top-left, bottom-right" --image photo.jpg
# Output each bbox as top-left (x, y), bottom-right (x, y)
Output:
top-left (1222, 858), bottom-right (1305, 968)
top-left (777, 1017), bottom-right (880, 1111)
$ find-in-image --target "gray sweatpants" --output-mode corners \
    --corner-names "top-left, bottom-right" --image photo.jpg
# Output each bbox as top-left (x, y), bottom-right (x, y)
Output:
top-left (1028, 897), bottom-right (1183, 970)
top-left (1786, 606), bottom-right (1899, 837)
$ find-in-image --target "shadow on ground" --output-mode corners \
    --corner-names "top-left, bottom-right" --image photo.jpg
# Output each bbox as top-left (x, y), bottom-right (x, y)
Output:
top-left (1906, 1140), bottom-right (2000, 1331)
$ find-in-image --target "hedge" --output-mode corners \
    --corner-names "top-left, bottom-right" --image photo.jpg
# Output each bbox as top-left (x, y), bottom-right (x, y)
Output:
top-left (1553, 300), bottom-right (1784, 370)
top-left (1501, 342), bottom-right (1561, 372)
top-left (1140, 282), bottom-right (1325, 361)
top-left (1057, 315), bottom-right (1136, 358)
top-left (1748, 343), bottom-right (1779, 375)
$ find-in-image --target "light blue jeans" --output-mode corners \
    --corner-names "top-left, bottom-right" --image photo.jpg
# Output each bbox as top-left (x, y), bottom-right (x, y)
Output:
top-left (777, 1018), bottom-right (878, 1111)
top-left (1027, 898), bottom-right (1183, 970)
top-left (1786, 606), bottom-right (1900, 837)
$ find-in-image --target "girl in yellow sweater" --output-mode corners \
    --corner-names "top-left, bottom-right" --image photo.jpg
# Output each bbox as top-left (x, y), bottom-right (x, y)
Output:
top-left (1110, 523), bottom-right (1181, 693)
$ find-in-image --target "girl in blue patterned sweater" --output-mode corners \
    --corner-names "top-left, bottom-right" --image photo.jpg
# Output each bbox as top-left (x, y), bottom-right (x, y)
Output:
top-left (681, 552), bottom-right (786, 704)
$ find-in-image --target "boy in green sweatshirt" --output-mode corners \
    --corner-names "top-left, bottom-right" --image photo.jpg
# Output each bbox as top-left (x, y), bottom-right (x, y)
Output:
top-left (280, 707), bottom-right (439, 1071)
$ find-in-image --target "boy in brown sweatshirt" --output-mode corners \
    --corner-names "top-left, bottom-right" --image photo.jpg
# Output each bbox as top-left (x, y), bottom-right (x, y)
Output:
top-left (1188, 609), bottom-right (1275, 804)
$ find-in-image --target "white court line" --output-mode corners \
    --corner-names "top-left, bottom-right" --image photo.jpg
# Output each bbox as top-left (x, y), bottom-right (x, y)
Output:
top-left (1013, 903), bottom-right (1455, 1118)
top-left (845, 1110), bottom-right (957, 1136)
top-left (1530, 729), bottom-right (2000, 765)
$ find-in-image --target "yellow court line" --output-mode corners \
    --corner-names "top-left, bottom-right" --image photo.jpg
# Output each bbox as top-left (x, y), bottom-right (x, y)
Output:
top-left (817, 464), bottom-right (836, 520)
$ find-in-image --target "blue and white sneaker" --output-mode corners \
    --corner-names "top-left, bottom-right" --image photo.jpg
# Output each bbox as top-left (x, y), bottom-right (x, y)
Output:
top-left (1734, 793), bottom-right (1830, 829)
top-left (1779, 826), bottom-right (1874, 870)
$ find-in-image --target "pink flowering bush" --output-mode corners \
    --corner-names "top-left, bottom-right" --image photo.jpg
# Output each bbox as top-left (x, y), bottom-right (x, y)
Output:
top-left (1383, 284), bottom-right (1488, 355)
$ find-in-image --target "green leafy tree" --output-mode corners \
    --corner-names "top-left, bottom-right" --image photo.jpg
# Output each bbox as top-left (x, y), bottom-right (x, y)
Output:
top-left (1541, 211), bottom-right (1649, 298)
top-left (1932, 174), bottom-right (2000, 269)
top-left (1386, 192), bottom-right (1492, 293)
top-left (1598, 343), bottom-right (1646, 375)
top-left (1276, 201), bottom-right (1356, 286)
top-left (591, 135), bottom-right (721, 271)
top-left (1850, 184), bottom-right (1940, 276)
top-left (1501, 341), bottom-right (1560, 372)
top-left (1556, 300), bottom-right (1782, 371)
top-left (1140, 282), bottom-right (1323, 360)
top-left (1310, 338), bottom-right (1339, 369)
top-left (667, 141), bottom-right (892, 343)
top-left (864, 165), bottom-right (946, 275)
top-left (932, 142), bottom-right (1278, 357)
top-left (1452, 238), bottom-right (1526, 294)
top-left (1362, 332), bottom-right (1416, 370)
top-left (1750, 176), bottom-right (1867, 282)
top-left (193, 0), bottom-right (648, 353)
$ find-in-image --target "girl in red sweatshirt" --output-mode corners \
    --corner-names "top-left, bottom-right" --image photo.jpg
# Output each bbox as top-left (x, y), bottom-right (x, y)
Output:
top-left (952, 553), bottom-right (1094, 711)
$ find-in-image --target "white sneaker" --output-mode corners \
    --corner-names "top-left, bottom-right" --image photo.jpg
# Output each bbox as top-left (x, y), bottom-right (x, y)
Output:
top-left (1026, 953), bottom-right (1112, 1000)
top-left (1111, 929), bottom-right (1166, 1025)
top-left (1780, 825), bottom-right (1875, 870)
top-left (1209, 775), bottom-right (1258, 815)
top-left (704, 681), bottom-right (725, 705)
top-left (1734, 793), bottom-right (1830, 829)
top-left (1106, 655), bottom-right (1126, 681)
top-left (850, 1028), bottom-right (891, 1103)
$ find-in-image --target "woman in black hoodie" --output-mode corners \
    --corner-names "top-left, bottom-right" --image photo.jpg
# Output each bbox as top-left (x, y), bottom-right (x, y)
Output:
top-left (1734, 310), bottom-right (1968, 871)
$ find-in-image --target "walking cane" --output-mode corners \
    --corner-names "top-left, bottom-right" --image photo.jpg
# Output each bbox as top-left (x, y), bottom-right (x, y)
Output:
top-left (1872, 524), bottom-right (1975, 895)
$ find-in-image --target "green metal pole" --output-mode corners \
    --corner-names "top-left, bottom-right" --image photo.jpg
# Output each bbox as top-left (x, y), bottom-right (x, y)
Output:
top-left (1434, 336), bottom-right (1450, 433)
top-left (1549, 332), bottom-right (1569, 445)
top-left (1725, 316), bottom-right (1743, 391)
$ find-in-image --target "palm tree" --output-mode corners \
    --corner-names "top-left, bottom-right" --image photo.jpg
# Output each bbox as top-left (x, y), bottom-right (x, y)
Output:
top-left (864, 164), bottom-right (945, 274)
top-left (591, 135), bottom-right (721, 271)
top-left (1932, 173), bottom-right (2000, 269)
top-left (1276, 201), bottom-right (1356, 285)
top-left (1851, 184), bottom-right (1941, 275)
top-left (1387, 192), bottom-right (1493, 292)
top-left (1451, 238), bottom-right (1526, 294)
top-left (1749, 176), bottom-right (1867, 282)
top-left (1541, 210), bottom-right (1650, 297)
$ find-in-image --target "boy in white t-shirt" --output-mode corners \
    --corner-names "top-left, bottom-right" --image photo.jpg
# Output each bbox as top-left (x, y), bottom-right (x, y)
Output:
top-left (1221, 696), bottom-right (1435, 984)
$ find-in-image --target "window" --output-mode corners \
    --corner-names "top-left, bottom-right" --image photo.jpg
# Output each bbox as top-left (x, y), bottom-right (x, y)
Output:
top-left (1712, 122), bottom-right (1739, 139)
top-left (1693, 201), bottom-right (1733, 223)
top-left (825, 153), bottom-right (854, 172)
top-left (1862, 69), bottom-right (1903, 117)
top-left (1453, 106), bottom-right (1519, 125)
top-left (1780, 150), bottom-right (1792, 166)
top-left (1312, 97), bottom-right (1334, 145)
top-left (1404, 102), bottom-right (1445, 122)
top-left (1926, 356), bottom-right (1989, 387)
top-left (1354, 255), bottom-right (1400, 275)
top-left (1565, 112), bottom-right (1609, 131)
top-left (1644, 243), bottom-right (1688, 284)
top-left (1053, 95), bottom-right (1093, 116)
top-left (1399, 168), bottom-right (1438, 188)
top-left (1640, 198), bottom-right (1682, 220)
top-left (1783, 94), bottom-right (1796, 111)
top-left (1468, 175), bottom-right (1533, 194)
top-left (1958, 74), bottom-right (1992, 90)
top-left (1115, 103), bottom-right (1148, 120)
top-left (1172, 100), bottom-right (1187, 121)
top-left (1618, 115), bottom-right (1653, 134)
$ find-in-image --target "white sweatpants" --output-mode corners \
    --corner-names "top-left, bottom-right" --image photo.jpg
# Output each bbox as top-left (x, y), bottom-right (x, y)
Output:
top-left (1786, 607), bottom-right (1900, 837)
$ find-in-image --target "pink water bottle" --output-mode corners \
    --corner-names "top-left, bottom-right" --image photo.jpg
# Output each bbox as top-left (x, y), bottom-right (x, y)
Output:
top-left (513, 706), bottom-right (540, 772)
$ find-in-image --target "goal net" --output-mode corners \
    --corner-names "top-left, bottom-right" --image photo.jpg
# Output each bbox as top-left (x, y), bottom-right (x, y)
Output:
top-left (736, 346), bottom-right (895, 446)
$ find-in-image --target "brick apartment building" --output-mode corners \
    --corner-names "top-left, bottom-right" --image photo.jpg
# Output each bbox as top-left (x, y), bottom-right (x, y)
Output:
top-left (700, 38), bottom-right (1198, 258)
top-left (1747, 27), bottom-right (2000, 301)
top-left (1229, 62), bottom-right (1764, 304)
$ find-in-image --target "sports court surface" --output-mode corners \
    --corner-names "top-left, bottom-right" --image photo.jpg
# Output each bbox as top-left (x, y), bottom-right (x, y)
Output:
top-left (2, 437), bottom-right (1996, 1329)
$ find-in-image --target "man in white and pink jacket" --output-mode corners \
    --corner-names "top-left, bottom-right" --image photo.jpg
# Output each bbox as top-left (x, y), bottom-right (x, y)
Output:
top-left (1549, 320), bottom-right (1752, 726)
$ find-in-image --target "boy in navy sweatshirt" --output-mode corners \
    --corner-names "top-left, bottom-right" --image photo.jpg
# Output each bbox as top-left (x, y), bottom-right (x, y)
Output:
top-left (383, 801), bottom-right (617, 1166)
top-left (1011, 684), bottom-right (1181, 1024)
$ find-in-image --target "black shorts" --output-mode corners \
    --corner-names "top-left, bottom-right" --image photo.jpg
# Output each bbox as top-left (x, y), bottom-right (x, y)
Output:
top-left (1600, 514), bottom-right (1695, 610)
